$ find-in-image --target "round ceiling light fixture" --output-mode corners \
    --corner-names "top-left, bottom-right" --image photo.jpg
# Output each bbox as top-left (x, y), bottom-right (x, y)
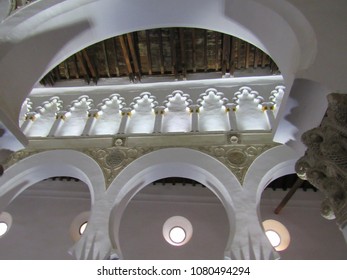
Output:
top-left (163, 216), bottom-right (193, 246)
top-left (70, 211), bottom-right (90, 242)
top-left (263, 219), bottom-right (290, 251)
top-left (0, 212), bottom-right (12, 238)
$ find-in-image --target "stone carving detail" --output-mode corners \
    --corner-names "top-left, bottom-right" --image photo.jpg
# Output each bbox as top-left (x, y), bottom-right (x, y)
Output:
top-left (83, 146), bottom-right (153, 186)
top-left (295, 93), bottom-right (347, 228)
top-left (199, 144), bottom-right (277, 184)
top-left (3, 149), bottom-right (39, 169)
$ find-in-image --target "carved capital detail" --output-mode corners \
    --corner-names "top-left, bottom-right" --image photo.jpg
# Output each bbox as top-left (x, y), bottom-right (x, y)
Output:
top-left (296, 93), bottom-right (347, 228)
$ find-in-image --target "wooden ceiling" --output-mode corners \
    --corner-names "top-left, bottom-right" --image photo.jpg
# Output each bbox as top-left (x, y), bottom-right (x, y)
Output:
top-left (40, 27), bottom-right (279, 86)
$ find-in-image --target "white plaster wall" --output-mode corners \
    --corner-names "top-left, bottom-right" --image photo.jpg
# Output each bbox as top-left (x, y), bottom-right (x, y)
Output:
top-left (0, 179), bottom-right (91, 260)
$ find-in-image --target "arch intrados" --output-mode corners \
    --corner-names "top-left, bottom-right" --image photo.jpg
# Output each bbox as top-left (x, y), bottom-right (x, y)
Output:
top-left (107, 148), bottom-right (240, 258)
top-left (0, 150), bottom-right (105, 210)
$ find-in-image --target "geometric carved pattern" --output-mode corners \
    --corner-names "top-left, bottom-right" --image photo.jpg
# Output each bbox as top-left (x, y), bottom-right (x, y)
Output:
top-left (200, 143), bottom-right (278, 184)
top-left (295, 93), bottom-right (347, 229)
top-left (82, 146), bottom-right (154, 186)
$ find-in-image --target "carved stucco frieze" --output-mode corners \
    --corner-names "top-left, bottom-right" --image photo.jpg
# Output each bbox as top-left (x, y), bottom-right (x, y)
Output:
top-left (295, 93), bottom-right (347, 228)
top-left (2, 149), bottom-right (39, 170)
top-left (3, 138), bottom-right (278, 188)
top-left (82, 146), bottom-right (154, 186)
top-left (199, 144), bottom-right (277, 184)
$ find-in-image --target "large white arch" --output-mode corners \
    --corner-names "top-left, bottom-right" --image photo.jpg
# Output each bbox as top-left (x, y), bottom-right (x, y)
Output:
top-left (0, 150), bottom-right (105, 212)
top-left (90, 148), bottom-right (241, 259)
top-left (0, 0), bottom-right (317, 141)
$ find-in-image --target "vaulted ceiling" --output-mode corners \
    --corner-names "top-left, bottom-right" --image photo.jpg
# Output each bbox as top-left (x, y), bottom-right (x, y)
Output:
top-left (40, 27), bottom-right (279, 86)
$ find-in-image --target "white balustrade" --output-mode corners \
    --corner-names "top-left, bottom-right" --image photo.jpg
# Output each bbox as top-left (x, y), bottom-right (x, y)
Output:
top-left (21, 86), bottom-right (285, 138)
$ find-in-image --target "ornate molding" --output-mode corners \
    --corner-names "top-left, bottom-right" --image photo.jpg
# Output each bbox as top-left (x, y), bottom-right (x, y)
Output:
top-left (82, 146), bottom-right (154, 187)
top-left (296, 93), bottom-right (347, 228)
top-left (199, 143), bottom-right (277, 184)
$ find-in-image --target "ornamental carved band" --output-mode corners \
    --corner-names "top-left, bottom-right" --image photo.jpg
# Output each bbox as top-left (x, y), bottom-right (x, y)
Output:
top-left (295, 93), bottom-right (347, 228)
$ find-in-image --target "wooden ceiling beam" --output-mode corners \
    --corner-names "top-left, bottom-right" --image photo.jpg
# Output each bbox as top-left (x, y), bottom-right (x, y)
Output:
top-left (245, 42), bottom-right (250, 69)
top-left (203, 30), bottom-right (208, 72)
top-left (112, 38), bottom-right (120, 77)
top-left (253, 46), bottom-right (258, 69)
top-left (214, 31), bottom-right (220, 71)
top-left (192, 29), bottom-right (197, 73)
top-left (63, 61), bottom-right (70, 79)
top-left (222, 34), bottom-right (230, 75)
top-left (274, 178), bottom-right (304, 214)
top-left (119, 35), bottom-right (133, 76)
top-left (237, 39), bottom-right (242, 69)
top-left (229, 36), bottom-right (235, 75)
top-left (76, 52), bottom-right (90, 83)
top-left (179, 28), bottom-right (186, 78)
top-left (101, 41), bottom-right (111, 77)
top-left (127, 33), bottom-right (141, 79)
top-left (158, 29), bottom-right (165, 75)
top-left (145, 30), bottom-right (153, 75)
top-left (261, 52), bottom-right (267, 68)
top-left (82, 49), bottom-right (97, 80)
top-left (170, 29), bottom-right (177, 77)
top-left (73, 55), bottom-right (80, 79)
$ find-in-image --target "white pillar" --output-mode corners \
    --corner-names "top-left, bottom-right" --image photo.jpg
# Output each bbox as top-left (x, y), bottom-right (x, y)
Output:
top-left (153, 106), bottom-right (165, 133)
top-left (189, 105), bottom-right (200, 132)
top-left (20, 112), bottom-right (37, 135)
top-left (118, 108), bottom-right (132, 134)
top-left (261, 102), bottom-right (275, 130)
top-left (48, 111), bottom-right (67, 137)
top-left (82, 109), bottom-right (99, 136)
top-left (225, 103), bottom-right (238, 131)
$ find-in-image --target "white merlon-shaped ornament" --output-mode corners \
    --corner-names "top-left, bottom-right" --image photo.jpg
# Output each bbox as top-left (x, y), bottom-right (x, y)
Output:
top-left (198, 88), bottom-right (230, 132)
top-left (269, 85), bottom-right (285, 117)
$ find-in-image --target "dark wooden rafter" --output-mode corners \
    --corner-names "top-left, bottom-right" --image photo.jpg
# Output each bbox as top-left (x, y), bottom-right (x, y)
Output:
top-left (126, 33), bottom-right (141, 80)
top-left (40, 27), bottom-right (280, 85)
top-left (158, 29), bottom-right (165, 75)
top-left (145, 30), bottom-right (153, 75)
top-left (192, 29), bottom-right (197, 73)
top-left (169, 29), bottom-right (177, 77)
top-left (179, 28), bottom-right (186, 78)
top-left (229, 36), bottom-right (235, 75)
top-left (82, 49), bottom-right (98, 82)
top-left (222, 33), bottom-right (230, 75)
top-left (214, 31), bottom-right (220, 71)
top-left (261, 52), bottom-right (267, 68)
top-left (111, 38), bottom-right (121, 77)
top-left (76, 51), bottom-right (90, 83)
top-left (119, 35), bottom-right (133, 77)
top-left (203, 29), bottom-right (208, 72)
top-left (101, 41), bottom-right (111, 77)
top-left (245, 42), bottom-right (250, 69)
top-left (274, 178), bottom-right (304, 214)
top-left (253, 46), bottom-right (259, 68)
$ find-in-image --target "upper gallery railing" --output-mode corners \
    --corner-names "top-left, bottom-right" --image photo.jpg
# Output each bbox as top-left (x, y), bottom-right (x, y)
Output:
top-left (20, 86), bottom-right (285, 138)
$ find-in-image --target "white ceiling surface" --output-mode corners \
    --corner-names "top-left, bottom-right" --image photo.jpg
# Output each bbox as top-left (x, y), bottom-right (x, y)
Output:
top-left (0, 179), bottom-right (345, 260)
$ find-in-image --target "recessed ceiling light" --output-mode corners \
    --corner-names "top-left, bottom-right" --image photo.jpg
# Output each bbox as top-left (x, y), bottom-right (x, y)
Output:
top-left (0, 212), bottom-right (12, 238)
top-left (265, 229), bottom-right (281, 247)
top-left (79, 222), bottom-right (87, 235)
top-left (163, 216), bottom-right (193, 246)
top-left (70, 211), bottom-right (90, 242)
top-left (263, 219), bottom-right (290, 251)
top-left (0, 222), bottom-right (8, 237)
top-left (169, 226), bottom-right (186, 244)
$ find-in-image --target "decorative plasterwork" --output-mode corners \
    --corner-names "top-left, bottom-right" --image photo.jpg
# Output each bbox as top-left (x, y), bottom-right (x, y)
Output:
top-left (82, 146), bottom-right (154, 186)
top-left (295, 93), bottom-right (347, 229)
top-left (3, 138), bottom-right (277, 187)
top-left (199, 143), bottom-right (277, 184)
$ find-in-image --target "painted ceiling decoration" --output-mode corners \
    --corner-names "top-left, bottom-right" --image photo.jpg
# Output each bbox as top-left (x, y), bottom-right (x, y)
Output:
top-left (40, 27), bottom-right (279, 86)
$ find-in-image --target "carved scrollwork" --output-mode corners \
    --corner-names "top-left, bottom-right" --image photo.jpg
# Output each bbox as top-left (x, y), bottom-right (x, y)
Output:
top-left (296, 93), bottom-right (347, 228)
top-left (82, 146), bottom-right (153, 186)
top-left (199, 144), bottom-right (277, 184)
